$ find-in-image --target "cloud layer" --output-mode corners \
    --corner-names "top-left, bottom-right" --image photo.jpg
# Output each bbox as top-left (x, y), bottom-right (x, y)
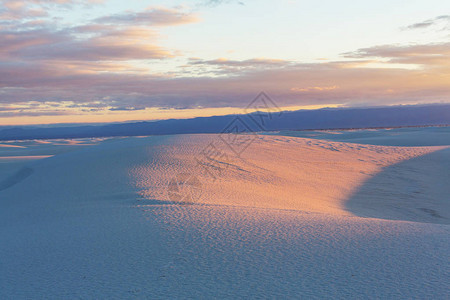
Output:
top-left (405, 15), bottom-right (450, 30)
top-left (0, 4), bottom-right (449, 123)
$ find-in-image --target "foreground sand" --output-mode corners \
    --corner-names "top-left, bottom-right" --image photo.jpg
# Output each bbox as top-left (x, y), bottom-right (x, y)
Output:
top-left (0, 133), bottom-right (449, 298)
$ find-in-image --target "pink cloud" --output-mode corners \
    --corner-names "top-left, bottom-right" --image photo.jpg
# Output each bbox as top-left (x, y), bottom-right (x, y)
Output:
top-left (343, 43), bottom-right (450, 67)
top-left (94, 7), bottom-right (200, 26)
top-left (0, 0), bottom-right (102, 20)
top-left (0, 5), bottom-right (199, 62)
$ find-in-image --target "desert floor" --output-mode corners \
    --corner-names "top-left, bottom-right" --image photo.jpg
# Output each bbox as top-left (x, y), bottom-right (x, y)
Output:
top-left (0, 127), bottom-right (449, 299)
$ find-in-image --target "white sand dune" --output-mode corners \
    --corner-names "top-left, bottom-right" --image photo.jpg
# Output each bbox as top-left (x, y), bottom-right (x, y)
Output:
top-left (346, 147), bottom-right (450, 223)
top-left (0, 155), bottom-right (53, 162)
top-left (0, 144), bottom-right (27, 148)
top-left (135, 135), bottom-right (448, 221)
top-left (266, 126), bottom-right (450, 146)
top-left (0, 138), bottom-right (104, 186)
top-left (0, 133), bottom-right (449, 298)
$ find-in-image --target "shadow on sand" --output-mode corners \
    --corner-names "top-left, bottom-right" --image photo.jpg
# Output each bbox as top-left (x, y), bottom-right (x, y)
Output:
top-left (345, 147), bottom-right (450, 225)
top-left (0, 167), bottom-right (33, 192)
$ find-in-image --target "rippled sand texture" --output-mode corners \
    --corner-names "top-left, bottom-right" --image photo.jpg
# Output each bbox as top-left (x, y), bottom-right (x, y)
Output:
top-left (0, 131), bottom-right (449, 298)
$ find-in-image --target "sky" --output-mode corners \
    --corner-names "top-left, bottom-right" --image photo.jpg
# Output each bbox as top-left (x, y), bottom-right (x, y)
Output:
top-left (0, 0), bottom-right (449, 125)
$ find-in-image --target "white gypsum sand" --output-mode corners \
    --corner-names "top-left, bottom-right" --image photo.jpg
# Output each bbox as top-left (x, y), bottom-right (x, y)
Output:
top-left (0, 132), bottom-right (449, 298)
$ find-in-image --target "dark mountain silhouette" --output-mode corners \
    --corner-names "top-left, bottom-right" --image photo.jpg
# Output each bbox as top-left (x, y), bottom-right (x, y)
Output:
top-left (1, 104), bottom-right (449, 141)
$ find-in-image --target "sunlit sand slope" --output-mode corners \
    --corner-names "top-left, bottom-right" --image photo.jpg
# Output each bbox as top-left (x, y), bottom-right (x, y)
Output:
top-left (134, 134), bottom-right (448, 222)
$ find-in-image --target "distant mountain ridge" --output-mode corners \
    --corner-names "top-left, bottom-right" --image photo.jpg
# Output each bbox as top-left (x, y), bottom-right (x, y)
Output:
top-left (1, 104), bottom-right (449, 141)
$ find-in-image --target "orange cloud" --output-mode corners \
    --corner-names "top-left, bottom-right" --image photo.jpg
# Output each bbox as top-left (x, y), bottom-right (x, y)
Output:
top-left (291, 86), bottom-right (339, 92)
